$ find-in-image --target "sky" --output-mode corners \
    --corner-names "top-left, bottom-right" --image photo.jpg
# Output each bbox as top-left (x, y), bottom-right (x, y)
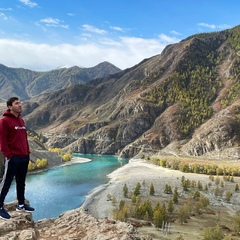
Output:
top-left (0, 0), bottom-right (239, 71)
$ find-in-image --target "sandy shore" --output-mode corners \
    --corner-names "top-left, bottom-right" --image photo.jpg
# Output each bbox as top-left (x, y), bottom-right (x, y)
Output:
top-left (62, 156), bottom-right (92, 166)
top-left (82, 158), bottom-right (216, 220)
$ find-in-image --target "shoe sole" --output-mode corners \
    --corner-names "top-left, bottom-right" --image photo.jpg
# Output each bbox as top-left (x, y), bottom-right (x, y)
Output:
top-left (16, 208), bottom-right (34, 213)
top-left (0, 215), bottom-right (11, 220)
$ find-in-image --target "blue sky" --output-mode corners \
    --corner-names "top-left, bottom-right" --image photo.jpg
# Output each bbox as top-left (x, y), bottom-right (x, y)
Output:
top-left (0, 0), bottom-right (239, 71)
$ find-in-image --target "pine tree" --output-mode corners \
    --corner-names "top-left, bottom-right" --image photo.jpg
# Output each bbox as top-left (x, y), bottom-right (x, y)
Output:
top-left (150, 182), bottom-right (155, 195)
top-left (123, 183), bottom-right (128, 197)
top-left (112, 196), bottom-right (117, 206)
top-left (225, 191), bottom-right (232, 203)
top-left (153, 209), bottom-right (162, 228)
top-left (178, 204), bottom-right (190, 224)
top-left (173, 187), bottom-right (179, 204)
top-left (193, 190), bottom-right (200, 200)
top-left (119, 200), bottom-right (125, 210)
top-left (131, 194), bottom-right (136, 204)
top-left (197, 180), bottom-right (203, 190)
top-left (134, 182), bottom-right (141, 196)
top-left (167, 199), bottom-right (174, 213)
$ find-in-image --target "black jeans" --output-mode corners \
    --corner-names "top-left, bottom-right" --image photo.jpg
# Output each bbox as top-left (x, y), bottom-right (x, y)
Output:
top-left (0, 155), bottom-right (29, 207)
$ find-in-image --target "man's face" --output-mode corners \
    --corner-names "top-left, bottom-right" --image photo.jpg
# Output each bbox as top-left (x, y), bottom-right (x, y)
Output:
top-left (9, 100), bottom-right (22, 114)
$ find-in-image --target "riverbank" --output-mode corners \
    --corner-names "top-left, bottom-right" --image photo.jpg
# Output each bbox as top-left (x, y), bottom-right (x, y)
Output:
top-left (82, 158), bottom-right (240, 239)
top-left (82, 158), bottom-right (214, 219)
top-left (30, 155), bottom-right (92, 174)
top-left (61, 156), bottom-right (92, 166)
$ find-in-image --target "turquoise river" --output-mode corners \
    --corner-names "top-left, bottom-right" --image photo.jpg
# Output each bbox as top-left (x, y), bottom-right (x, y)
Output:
top-left (5, 154), bottom-right (129, 221)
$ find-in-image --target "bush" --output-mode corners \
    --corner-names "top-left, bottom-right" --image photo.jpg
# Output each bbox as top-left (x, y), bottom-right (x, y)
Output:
top-left (28, 158), bottom-right (48, 171)
top-left (48, 147), bottom-right (72, 162)
top-left (202, 226), bottom-right (224, 240)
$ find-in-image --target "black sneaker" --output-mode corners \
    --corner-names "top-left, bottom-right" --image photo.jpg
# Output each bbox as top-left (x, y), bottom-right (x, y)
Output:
top-left (0, 207), bottom-right (11, 220)
top-left (16, 204), bottom-right (35, 212)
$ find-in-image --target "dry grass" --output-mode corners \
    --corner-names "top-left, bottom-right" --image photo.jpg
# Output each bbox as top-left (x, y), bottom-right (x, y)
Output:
top-left (134, 156), bottom-right (240, 239)
top-left (85, 156), bottom-right (240, 240)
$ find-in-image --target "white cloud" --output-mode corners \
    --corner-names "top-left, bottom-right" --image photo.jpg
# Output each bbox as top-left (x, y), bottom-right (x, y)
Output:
top-left (0, 9), bottom-right (15, 21)
top-left (158, 34), bottom-right (180, 44)
top-left (171, 30), bottom-right (182, 36)
top-left (19, 0), bottom-right (38, 8)
top-left (67, 13), bottom-right (75, 17)
top-left (0, 8), bottom-right (13, 11)
top-left (0, 12), bottom-right (8, 20)
top-left (40, 18), bottom-right (69, 29)
top-left (110, 26), bottom-right (125, 32)
top-left (198, 23), bottom-right (231, 30)
top-left (82, 24), bottom-right (107, 35)
top-left (41, 18), bottom-right (60, 25)
top-left (99, 38), bottom-right (122, 46)
top-left (0, 34), bottom-right (180, 71)
top-left (198, 23), bottom-right (216, 29)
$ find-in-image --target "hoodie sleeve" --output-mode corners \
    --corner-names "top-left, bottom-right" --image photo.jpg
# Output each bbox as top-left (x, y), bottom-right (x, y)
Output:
top-left (0, 118), bottom-right (12, 159)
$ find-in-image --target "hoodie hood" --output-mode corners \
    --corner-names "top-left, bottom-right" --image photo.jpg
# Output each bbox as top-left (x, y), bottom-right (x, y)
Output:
top-left (3, 109), bottom-right (21, 118)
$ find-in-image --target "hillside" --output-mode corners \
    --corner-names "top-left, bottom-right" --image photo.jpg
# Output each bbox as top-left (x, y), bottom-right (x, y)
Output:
top-left (0, 136), bottom-right (63, 176)
top-left (0, 61), bottom-right (121, 101)
top-left (3, 25), bottom-right (240, 160)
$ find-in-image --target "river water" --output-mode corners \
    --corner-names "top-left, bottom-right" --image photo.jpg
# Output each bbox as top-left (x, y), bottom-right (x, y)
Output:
top-left (5, 154), bottom-right (129, 221)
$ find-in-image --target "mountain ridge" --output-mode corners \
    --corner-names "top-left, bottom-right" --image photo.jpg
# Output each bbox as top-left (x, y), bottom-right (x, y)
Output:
top-left (2, 25), bottom-right (240, 160)
top-left (0, 61), bottom-right (121, 101)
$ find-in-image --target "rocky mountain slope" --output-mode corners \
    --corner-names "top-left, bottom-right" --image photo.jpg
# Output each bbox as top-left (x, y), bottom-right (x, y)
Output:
top-left (0, 61), bottom-right (121, 101)
top-left (4, 25), bottom-right (240, 160)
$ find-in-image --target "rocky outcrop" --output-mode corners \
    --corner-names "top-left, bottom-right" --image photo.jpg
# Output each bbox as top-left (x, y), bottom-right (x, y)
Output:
top-left (181, 105), bottom-right (240, 159)
top-left (0, 201), bottom-right (151, 240)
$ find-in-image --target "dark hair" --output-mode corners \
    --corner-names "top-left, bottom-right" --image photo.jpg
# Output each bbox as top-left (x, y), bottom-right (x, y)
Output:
top-left (6, 97), bottom-right (19, 108)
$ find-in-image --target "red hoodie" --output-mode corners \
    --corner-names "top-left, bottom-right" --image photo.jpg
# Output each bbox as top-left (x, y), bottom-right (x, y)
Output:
top-left (0, 110), bottom-right (30, 159)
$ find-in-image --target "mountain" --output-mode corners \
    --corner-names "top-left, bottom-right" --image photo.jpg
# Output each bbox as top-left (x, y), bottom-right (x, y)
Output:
top-left (0, 61), bottom-right (121, 100)
top-left (17, 25), bottom-right (240, 159)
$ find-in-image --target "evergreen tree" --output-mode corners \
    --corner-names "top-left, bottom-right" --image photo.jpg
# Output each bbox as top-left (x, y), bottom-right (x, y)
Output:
top-left (123, 183), bottom-right (128, 197)
top-left (178, 204), bottom-right (190, 224)
top-left (136, 195), bottom-right (141, 205)
top-left (215, 176), bottom-right (220, 185)
top-left (153, 209), bottom-right (162, 228)
top-left (150, 182), bottom-right (155, 196)
top-left (197, 181), bottom-right (203, 190)
top-left (199, 196), bottom-right (210, 208)
top-left (112, 196), bottom-right (117, 206)
top-left (164, 184), bottom-right (173, 194)
top-left (143, 200), bottom-right (153, 220)
top-left (225, 191), bottom-right (232, 203)
top-left (153, 203), bottom-right (167, 229)
top-left (182, 180), bottom-right (189, 192)
top-left (167, 199), bottom-right (174, 213)
top-left (173, 187), bottom-right (179, 204)
top-left (181, 176), bottom-right (185, 183)
top-left (193, 190), bottom-right (200, 200)
top-left (123, 206), bottom-right (128, 221)
top-left (119, 200), bottom-right (125, 210)
top-left (134, 182), bottom-right (141, 196)
top-left (131, 194), bottom-right (136, 204)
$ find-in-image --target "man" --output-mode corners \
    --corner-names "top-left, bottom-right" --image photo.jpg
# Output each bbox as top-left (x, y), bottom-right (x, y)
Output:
top-left (0, 97), bottom-right (35, 220)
